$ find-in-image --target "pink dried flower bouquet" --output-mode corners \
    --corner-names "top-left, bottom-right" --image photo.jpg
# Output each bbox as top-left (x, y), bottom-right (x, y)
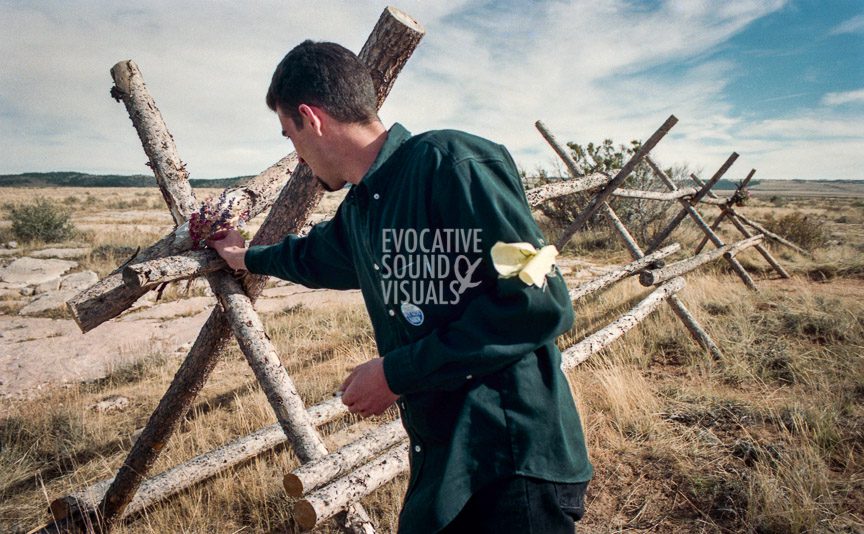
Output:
top-left (188, 192), bottom-right (250, 249)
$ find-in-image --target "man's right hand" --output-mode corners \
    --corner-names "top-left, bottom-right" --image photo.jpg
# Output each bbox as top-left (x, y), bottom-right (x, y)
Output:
top-left (206, 229), bottom-right (248, 272)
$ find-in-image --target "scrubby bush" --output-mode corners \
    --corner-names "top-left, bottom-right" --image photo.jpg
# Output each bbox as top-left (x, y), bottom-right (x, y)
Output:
top-left (762, 212), bottom-right (828, 250)
top-left (10, 199), bottom-right (76, 243)
top-left (531, 138), bottom-right (686, 246)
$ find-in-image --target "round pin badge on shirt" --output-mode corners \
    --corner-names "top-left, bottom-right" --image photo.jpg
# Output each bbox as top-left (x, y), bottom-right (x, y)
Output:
top-left (400, 302), bottom-right (425, 326)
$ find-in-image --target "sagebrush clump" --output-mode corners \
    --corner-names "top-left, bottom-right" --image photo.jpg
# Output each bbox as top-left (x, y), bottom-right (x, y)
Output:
top-left (762, 212), bottom-right (828, 250)
top-left (9, 199), bottom-right (76, 243)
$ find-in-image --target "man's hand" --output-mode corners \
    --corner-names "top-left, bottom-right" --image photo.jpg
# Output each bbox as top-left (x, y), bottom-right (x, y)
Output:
top-left (206, 229), bottom-right (248, 271)
top-left (339, 358), bottom-right (399, 417)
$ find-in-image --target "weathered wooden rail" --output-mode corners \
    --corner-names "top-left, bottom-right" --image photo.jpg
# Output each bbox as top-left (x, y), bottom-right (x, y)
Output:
top-left (52, 7), bottom-right (424, 534)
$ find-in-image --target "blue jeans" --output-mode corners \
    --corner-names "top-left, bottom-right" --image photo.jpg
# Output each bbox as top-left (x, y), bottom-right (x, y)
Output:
top-left (438, 475), bottom-right (588, 533)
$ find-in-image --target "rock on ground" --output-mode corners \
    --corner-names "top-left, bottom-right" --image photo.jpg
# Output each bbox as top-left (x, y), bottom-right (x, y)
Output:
top-left (90, 395), bottom-right (130, 413)
top-left (19, 289), bottom-right (80, 316)
top-left (30, 248), bottom-right (91, 259)
top-left (0, 282), bottom-right (366, 400)
top-left (0, 257), bottom-right (77, 285)
top-left (60, 271), bottom-right (99, 291)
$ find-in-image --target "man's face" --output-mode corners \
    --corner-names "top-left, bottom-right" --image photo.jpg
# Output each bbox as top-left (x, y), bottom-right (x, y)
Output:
top-left (276, 106), bottom-right (343, 192)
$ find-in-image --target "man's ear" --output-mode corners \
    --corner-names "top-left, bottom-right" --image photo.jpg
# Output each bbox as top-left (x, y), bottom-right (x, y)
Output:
top-left (298, 104), bottom-right (325, 136)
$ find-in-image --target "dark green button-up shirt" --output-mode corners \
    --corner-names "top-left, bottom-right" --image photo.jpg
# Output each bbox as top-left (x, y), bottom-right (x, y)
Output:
top-left (246, 123), bottom-right (593, 533)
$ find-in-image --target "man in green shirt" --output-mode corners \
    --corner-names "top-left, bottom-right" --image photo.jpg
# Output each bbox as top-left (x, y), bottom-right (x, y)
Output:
top-left (209, 40), bottom-right (592, 533)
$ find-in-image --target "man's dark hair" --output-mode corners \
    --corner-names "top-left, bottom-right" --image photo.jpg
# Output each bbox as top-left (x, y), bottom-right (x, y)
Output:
top-left (266, 40), bottom-right (378, 128)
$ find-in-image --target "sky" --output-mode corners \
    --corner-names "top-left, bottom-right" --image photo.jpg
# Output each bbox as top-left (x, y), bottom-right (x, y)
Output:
top-left (1, 0), bottom-right (862, 181)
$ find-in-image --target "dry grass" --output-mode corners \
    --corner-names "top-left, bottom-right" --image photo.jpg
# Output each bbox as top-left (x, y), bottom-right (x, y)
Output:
top-left (1, 188), bottom-right (863, 532)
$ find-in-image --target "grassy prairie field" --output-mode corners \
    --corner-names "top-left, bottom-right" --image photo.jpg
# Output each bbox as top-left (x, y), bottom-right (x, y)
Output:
top-left (0, 185), bottom-right (862, 533)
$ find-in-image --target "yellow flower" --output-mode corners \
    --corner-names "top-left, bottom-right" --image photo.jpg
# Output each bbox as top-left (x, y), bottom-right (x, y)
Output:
top-left (490, 241), bottom-right (559, 288)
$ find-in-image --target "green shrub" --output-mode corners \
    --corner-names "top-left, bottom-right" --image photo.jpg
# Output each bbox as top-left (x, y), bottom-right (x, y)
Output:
top-left (10, 199), bottom-right (76, 243)
top-left (761, 212), bottom-right (828, 250)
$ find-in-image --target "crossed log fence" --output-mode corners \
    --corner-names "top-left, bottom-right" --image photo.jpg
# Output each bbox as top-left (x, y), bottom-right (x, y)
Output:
top-left (38, 6), bottom-right (812, 533)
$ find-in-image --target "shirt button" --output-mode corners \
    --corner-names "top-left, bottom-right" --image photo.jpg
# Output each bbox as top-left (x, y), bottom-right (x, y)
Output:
top-left (388, 309), bottom-right (396, 317)
top-left (373, 263), bottom-right (380, 271)
top-left (373, 193), bottom-right (380, 200)
top-left (466, 374), bottom-right (473, 380)
top-left (414, 445), bottom-right (422, 453)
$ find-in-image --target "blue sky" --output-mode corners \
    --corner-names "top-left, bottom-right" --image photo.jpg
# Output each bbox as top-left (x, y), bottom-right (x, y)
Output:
top-left (0, 1), bottom-right (862, 180)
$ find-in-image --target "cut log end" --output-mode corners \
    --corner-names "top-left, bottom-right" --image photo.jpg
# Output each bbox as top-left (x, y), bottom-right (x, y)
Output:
top-left (639, 271), bottom-right (656, 287)
top-left (283, 473), bottom-right (305, 498)
top-left (386, 6), bottom-right (425, 33)
top-left (294, 499), bottom-right (318, 531)
top-left (65, 300), bottom-right (87, 333)
top-left (110, 60), bottom-right (136, 94)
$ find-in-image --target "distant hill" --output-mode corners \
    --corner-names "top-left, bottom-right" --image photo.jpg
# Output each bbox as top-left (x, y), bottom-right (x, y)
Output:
top-left (0, 172), bottom-right (252, 188)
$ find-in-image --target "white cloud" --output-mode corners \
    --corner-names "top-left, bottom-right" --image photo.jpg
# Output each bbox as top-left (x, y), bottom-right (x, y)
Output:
top-left (1, 0), bottom-right (862, 181)
top-left (821, 88), bottom-right (864, 106)
top-left (830, 14), bottom-right (864, 35)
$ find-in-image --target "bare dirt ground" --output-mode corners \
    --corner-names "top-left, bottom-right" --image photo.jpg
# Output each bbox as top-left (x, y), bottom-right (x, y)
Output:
top-left (0, 284), bottom-right (364, 400)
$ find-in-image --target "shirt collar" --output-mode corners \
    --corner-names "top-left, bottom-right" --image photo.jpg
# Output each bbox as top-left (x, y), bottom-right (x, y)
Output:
top-left (356, 122), bottom-right (412, 191)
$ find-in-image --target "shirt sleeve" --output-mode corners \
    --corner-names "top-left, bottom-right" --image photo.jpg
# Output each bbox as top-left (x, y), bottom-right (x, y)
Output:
top-left (381, 145), bottom-right (575, 395)
top-left (244, 200), bottom-right (360, 290)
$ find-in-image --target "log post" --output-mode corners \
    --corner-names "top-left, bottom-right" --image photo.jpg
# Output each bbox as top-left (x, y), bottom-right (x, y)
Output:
top-left (561, 276), bottom-right (686, 369)
top-left (283, 420), bottom-right (406, 497)
top-left (692, 169), bottom-right (755, 254)
top-left (523, 172), bottom-right (610, 206)
top-left (568, 243), bottom-right (680, 301)
top-left (676, 200), bottom-right (757, 290)
top-left (122, 249), bottom-right (224, 289)
top-left (207, 272), bottom-right (329, 460)
top-left (612, 187), bottom-right (697, 201)
top-left (644, 152), bottom-right (738, 253)
top-left (639, 235), bottom-right (763, 286)
top-left (110, 60), bottom-right (198, 225)
top-left (602, 202), bottom-right (645, 259)
top-left (553, 115), bottom-right (678, 250)
top-left (293, 444), bottom-right (411, 532)
top-left (91, 8), bottom-right (425, 531)
top-left (51, 397), bottom-right (348, 521)
top-left (689, 173), bottom-right (792, 278)
top-left (725, 211), bottom-right (790, 278)
top-left (66, 155), bottom-right (300, 333)
top-left (536, 122), bottom-right (724, 360)
top-left (643, 155), bottom-right (758, 290)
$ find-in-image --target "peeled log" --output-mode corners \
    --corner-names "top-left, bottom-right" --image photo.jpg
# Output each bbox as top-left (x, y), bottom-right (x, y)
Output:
top-left (208, 272), bottom-right (329, 461)
top-left (555, 115), bottom-right (678, 250)
top-left (537, 123), bottom-right (723, 360)
top-left (284, 420), bottom-right (406, 497)
top-left (639, 235), bottom-right (763, 286)
top-left (561, 277), bottom-right (686, 370)
top-left (645, 152), bottom-right (738, 253)
top-left (110, 60), bottom-right (197, 225)
top-left (51, 397), bottom-right (348, 521)
top-left (612, 187), bottom-right (697, 201)
top-left (92, 7), bottom-right (425, 529)
top-left (524, 173), bottom-right (612, 207)
top-left (123, 249), bottom-right (223, 289)
top-left (294, 444), bottom-right (410, 532)
top-left (569, 243), bottom-right (680, 301)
